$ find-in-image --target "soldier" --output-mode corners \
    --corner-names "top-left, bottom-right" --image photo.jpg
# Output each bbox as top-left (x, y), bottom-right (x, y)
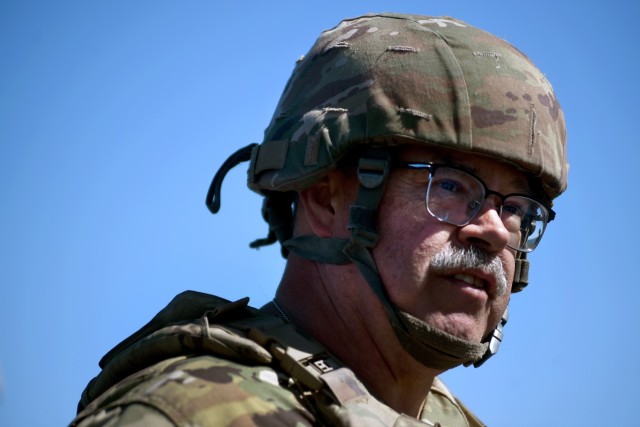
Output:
top-left (72, 13), bottom-right (567, 426)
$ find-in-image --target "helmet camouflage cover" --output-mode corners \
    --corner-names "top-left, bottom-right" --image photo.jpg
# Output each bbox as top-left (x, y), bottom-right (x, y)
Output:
top-left (248, 13), bottom-right (568, 203)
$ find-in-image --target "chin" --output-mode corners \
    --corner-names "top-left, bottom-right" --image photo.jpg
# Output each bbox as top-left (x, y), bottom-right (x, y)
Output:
top-left (427, 314), bottom-right (485, 343)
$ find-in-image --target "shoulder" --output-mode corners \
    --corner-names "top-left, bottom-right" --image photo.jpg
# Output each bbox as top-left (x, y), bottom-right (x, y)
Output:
top-left (421, 377), bottom-right (486, 427)
top-left (73, 354), bottom-right (316, 426)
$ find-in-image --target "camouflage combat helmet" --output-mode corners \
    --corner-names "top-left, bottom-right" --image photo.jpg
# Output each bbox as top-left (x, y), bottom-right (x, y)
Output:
top-left (208, 13), bottom-right (568, 369)
top-left (249, 12), bottom-right (566, 200)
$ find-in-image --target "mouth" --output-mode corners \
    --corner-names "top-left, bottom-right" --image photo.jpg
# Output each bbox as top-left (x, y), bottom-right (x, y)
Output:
top-left (453, 273), bottom-right (485, 289)
top-left (450, 270), bottom-right (497, 297)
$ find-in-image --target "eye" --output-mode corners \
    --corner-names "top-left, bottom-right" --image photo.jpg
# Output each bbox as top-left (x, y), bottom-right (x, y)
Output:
top-left (439, 179), bottom-right (460, 193)
top-left (435, 178), bottom-right (478, 201)
top-left (502, 196), bottom-right (536, 219)
top-left (502, 197), bottom-right (546, 234)
top-left (502, 203), bottom-right (524, 217)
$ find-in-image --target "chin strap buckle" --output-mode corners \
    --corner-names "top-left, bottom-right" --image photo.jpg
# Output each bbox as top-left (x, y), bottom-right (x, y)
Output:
top-left (472, 308), bottom-right (509, 368)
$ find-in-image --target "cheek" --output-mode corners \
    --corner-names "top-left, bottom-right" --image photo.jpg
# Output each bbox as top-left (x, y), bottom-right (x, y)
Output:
top-left (486, 293), bottom-right (510, 337)
top-left (485, 254), bottom-right (515, 331)
top-left (500, 252), bottom-right (517, 291)
top-left (372, 188), bottom-right (448, 298)
top-left (377, 179), bottom-right (430, 240)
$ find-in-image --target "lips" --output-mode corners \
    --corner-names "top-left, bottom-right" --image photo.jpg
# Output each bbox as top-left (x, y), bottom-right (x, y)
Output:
top-left (453, 273), bottom-right (485, 289)
top-left (450, 269), bottom-right (497, 297)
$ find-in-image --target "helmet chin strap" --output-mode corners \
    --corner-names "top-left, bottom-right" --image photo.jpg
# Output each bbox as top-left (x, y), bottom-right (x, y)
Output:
top-left (207, 145), bottom-right (511, 369)
top-left (284, 148), bottom-right (507, 370)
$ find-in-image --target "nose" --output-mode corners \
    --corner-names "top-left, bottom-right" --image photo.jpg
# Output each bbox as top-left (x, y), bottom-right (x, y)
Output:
top-left (457, 196), bottom-right (511, 254)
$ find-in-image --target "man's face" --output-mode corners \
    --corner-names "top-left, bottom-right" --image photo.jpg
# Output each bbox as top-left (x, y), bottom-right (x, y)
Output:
top-left (371, 146), bottom-right (530, 343)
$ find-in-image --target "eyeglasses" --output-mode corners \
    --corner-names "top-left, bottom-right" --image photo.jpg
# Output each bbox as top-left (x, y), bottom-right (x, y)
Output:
top-left (394, 162), bottom-right (555, 252)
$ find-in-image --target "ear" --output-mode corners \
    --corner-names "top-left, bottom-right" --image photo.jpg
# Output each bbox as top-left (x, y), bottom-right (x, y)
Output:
top-left (297, 170), bottom-right (354, 238)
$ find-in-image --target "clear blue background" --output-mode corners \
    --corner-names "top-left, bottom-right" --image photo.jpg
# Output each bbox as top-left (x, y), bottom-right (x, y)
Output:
top-left (1, 1), bottom-right (638, 426)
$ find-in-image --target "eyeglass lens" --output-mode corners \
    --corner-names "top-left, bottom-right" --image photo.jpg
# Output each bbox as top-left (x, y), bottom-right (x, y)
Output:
top-left (426, 167), bottom-right (548, 252)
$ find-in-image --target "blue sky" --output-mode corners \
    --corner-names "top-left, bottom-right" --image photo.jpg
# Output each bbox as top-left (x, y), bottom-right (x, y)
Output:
top-left (1, 1), bottom-right (638, 426)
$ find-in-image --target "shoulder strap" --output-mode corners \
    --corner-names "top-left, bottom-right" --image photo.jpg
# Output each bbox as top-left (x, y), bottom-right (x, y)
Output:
top-left (79, 292), bottom-right (269, 412)
top-left (243, 316), bottom-right (431, 426)
top-left (98, 291), bottom-right (255, 368)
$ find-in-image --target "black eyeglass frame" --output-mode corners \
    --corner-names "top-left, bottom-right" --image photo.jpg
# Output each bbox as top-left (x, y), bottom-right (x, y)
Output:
top-left (394, 161), bottom-right (556, 252)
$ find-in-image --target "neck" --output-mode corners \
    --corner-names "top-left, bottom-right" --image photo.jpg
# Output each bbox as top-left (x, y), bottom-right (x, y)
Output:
top-left (276, 256), bottom-right (441, 417)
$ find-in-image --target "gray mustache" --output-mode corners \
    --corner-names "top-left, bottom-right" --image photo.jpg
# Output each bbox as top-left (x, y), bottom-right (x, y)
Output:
top-left (431, 246), bottom-right (508, 297)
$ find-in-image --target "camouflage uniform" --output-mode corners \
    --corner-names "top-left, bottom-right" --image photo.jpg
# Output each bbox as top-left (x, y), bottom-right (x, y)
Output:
top-left (72, 291), bottom-right (484, 426)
